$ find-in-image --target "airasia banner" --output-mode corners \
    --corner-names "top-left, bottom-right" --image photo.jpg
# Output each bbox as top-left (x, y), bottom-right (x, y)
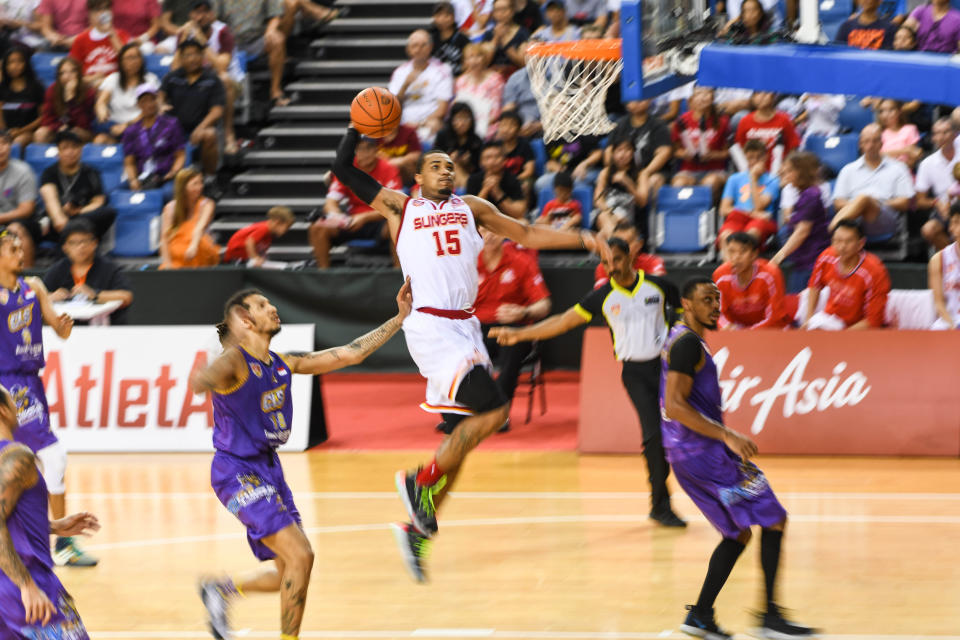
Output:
top-left (38, 325), bottom-right (315, 452)
top-left (578, 328), bottom-right (960, 456)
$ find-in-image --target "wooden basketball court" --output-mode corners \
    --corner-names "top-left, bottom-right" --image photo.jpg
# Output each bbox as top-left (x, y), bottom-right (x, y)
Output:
top-left (58, 452), bottom-right (960, 639)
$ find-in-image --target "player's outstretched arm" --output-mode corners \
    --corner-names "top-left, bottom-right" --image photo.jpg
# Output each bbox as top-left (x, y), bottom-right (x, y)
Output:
top-left (0, 444), bottom-right (55, 625)
top-left (50, 512), bottom-right (100, 538)
top-left (489, 306), bottom-right (588, 346)
top-left (467, 195), bottom-right (611, 261)
top-left (286, 277), bottom-right (413, 375)
top-left (332, 127), bottom-right (408, 221)
top-left (25, 277), bottom-right (72, 339)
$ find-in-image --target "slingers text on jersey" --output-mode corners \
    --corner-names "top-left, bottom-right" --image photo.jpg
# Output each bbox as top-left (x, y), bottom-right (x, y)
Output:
top-left (397, 195), bottom-right (484, 311)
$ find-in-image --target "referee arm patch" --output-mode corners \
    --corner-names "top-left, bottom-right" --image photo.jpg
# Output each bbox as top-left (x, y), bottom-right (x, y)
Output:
top-left (573, 304), bottom-right (593, 322)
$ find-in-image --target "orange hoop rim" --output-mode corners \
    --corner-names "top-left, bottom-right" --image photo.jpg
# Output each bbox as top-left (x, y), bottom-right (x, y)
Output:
top-left (526, 38), bottom-right (622, 62)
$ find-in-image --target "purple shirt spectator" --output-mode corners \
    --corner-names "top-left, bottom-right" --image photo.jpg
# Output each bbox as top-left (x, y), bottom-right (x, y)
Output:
top-left (786, 185), bottom-right (831, 270)
top-left (908, 4), bottom-right (960, 52)
top-left (121, 114), bottom-right (185, 177)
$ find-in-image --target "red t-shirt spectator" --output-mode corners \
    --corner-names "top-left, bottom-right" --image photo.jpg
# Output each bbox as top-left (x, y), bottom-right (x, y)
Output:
top-left (113, 1), bottom-right (160, 37)
top-left (224, 221), bottom-right (272, 262)
top-left (40, 84), bottom-right (97, 130)
top-left (475, 244), bottom-right (550, 325)
top-left (327, 157), bottom-right (402, 215)
top-left (537, 198), bottom-right (582, 228)
top-left (69, 28), bottom-right (131, 77)
top-left (593, 253), bottom-right (666, 288)
top-left (735, 111), bottom-right (800, 169)
top-left (713, 258), bottom-right (790, 328)
top-left (809, 247), bottom-right (891, 327)
top-left (671, 111), bottom-right (731, 172)
top-left (377, 124), bottom-right (422, 160)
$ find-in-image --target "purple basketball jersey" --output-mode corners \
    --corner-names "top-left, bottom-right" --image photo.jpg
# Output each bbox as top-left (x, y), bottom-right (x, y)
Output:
top-left (659, 324), bottom-right (725, 463)
top-left (212, 347), bottom-right (294, 457)
top-left (0, 441), bottom-right (52, 569)
top-left (0, 279), bottom-right (45, 374)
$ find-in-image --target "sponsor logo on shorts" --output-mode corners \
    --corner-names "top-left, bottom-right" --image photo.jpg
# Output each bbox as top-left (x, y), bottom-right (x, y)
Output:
top-left (19, 593), bottom-right (86, 639)
top-left (718, 462), bottom-right (770, 506)
top-left (227, 473), bottom-right (280, 515)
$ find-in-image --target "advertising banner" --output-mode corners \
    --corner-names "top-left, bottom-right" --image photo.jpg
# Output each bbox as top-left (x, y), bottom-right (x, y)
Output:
top-left (33, 325), bottom-right (315, 452)
top-left (579, 328), bottom-right (960, 456)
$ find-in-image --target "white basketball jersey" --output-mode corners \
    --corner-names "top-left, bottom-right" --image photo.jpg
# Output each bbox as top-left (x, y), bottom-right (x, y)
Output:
top-left (942, 242), bottom-right (960, 321)
top-left (397, 195), bottom-right (484, 311)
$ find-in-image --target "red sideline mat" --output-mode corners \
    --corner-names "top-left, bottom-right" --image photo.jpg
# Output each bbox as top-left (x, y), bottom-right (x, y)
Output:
top-left (317, 372), bottom-right (580, 451)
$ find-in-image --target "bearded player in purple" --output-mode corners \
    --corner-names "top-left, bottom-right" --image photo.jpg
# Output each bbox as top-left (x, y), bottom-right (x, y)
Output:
top-left (191, 279), bottom-right (412, 640)
top-left (663, 277), bottom-right (816, 640)
top-left (0, 383), bottom-right (100, 638)
top-left (0, 229), bottom-right (97, 568)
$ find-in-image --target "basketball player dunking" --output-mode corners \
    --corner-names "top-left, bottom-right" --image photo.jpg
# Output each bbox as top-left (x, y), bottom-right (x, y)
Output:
top-left (193, 282), bottom-right (412, 640)
top-left (332, 127), bottom-right (609, 581)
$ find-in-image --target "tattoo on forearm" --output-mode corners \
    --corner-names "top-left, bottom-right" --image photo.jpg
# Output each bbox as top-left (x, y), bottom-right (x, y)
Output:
top-left (346, 317), bottom-right (401, 358)
top-left (0, 447), bottom-right (37, 588)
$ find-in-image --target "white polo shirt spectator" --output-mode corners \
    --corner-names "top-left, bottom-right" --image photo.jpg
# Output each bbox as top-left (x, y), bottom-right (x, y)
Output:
top-left (389, 56), bottom-right (453, 146)
top-left (916, 146), bottom-right (958, 201)
top-left (833, 155), bottom-right (915, 234)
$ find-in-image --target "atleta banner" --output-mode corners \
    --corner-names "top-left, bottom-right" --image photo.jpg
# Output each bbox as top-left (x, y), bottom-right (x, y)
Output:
top-left (35, 325), bottom-right (315, 452)
top-left (579, 328), bottom-right (960, 456)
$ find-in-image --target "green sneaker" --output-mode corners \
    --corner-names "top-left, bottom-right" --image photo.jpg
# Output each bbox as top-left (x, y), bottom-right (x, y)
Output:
top-left (395, 470), bottom-right (444, 537)
top-left (390, 522), bottom-right (430, 582)
top-left (54, 537), bottom-right (98, 567)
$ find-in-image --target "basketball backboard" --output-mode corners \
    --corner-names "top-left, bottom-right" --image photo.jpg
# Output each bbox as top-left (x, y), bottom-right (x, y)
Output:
top-left (619, 0), bottom-right (711, 101)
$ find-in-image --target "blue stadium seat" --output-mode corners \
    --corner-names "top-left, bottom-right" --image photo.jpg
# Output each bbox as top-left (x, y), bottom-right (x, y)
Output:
top-left (23, 143), bottom-right (59, 177)
top-left (652, 186), bottom-right (715, 257)
top-left (82, 144), bottom-right (124, 172)
top-left (31, 52), bottom-right (66, 87)
top-left (530, 137), bottom-right (546, 177)
top-left (144, 54), bottom-right (175, 79)
top-left (819, 0), bottom-right (855, 40)
top-left (804, 133), bottom-right (860, 176)
top-left (837, 100), bottom-right (875, 133)
top-left (111, 189), bottom-right (164, 216)
top-left (113, 213), bottom-right (161, 256)
top-left (100, 168), bottom-right (126, 194)
top-left (10, 143), bottom-right (21, 159)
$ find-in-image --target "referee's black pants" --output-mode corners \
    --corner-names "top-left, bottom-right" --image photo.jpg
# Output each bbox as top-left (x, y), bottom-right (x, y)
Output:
top-left (482, 325), bottom-right (533, 404)
top-left (621, 358), bottom-right (673, 516)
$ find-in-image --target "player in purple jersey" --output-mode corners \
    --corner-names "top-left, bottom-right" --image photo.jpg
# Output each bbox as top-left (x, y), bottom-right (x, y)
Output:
top-left (191, 280), bottom-right (412, 640)
top-left (0, 229), bottom-right (97, 568)
top-left (0, 383), bottom-right (100, 639)
top-left (662, 277), bottom-right (815, 640)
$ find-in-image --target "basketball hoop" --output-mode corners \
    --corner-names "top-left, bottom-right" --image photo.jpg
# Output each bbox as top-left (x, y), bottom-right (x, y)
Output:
top-left (525, 39), bottom-right (623, 143)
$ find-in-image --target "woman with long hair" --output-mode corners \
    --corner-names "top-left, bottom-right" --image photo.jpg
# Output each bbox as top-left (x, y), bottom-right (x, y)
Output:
top-left (771, 151), bottom-right (831, 292)
top-left (454, 43), bottom-right (505, 139)
top-left (0, 46), bottom-right (46, 146)
top-left (670, 86), bottom-right (730, 200)
top-left (35, 57), bottom-right (96, 143)
top-left (593, 138), bottom-right (648, 236)
top-left (160, 168), bottom-right (220, 269)
top-left (721, 0), bottom-right (776, 44)
top-left (433, 102), bottom-right (484, 189)
top-left (95, 42), bottom-right (159, 142)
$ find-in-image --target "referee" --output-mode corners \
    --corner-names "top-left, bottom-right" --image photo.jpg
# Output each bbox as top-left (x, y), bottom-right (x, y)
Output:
top-left (489, 237), bottom-right (686, 527)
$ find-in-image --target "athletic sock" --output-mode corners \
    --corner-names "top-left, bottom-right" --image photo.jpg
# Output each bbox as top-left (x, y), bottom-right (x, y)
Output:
top-left (695, 537), bottom-right (746, 612)
top-left (280, 635), bottom-right (298, 640)
top-left (416, 458), bottom-right (444, 487)
top-left (222, 576), bottom-right (242, 598)
top-left (54, 536), bottom-right (70, 551)
top-left (760, 528), bottom-right (784, 610)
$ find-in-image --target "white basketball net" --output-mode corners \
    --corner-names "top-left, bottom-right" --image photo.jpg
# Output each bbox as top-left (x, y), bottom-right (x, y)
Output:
top-left (526, 40), bottom-right (623, 143)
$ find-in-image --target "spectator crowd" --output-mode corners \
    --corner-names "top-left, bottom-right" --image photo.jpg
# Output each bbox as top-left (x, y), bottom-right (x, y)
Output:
top-left (1, 0), bottom-right (958, 331)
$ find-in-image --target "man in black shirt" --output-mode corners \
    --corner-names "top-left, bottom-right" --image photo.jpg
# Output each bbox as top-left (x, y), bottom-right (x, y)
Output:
top-left (490, 237), bottom-right (687, 528)
top-left (159, 38), bottom-right (225, 179)
top-left (466, 141), bottom-right (527, 219)
top-left (429, 2), bottom-right (469, 76)
top-left (38, 130), bottom-right (116, 243)
top-left (43, 218), bottom-right (133, 325)
top-left (608, 99), bottom-right (673, 199)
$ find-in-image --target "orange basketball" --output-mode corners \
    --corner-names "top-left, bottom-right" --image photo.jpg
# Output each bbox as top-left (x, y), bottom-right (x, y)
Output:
top-left (350, 87), bottom-right (402, 138)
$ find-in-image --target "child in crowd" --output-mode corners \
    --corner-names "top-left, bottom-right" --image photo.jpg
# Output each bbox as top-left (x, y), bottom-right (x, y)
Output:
top-left (223, 206), bottom-right (296, 266)
top-left (536, 171), bottom-right (582, 230)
